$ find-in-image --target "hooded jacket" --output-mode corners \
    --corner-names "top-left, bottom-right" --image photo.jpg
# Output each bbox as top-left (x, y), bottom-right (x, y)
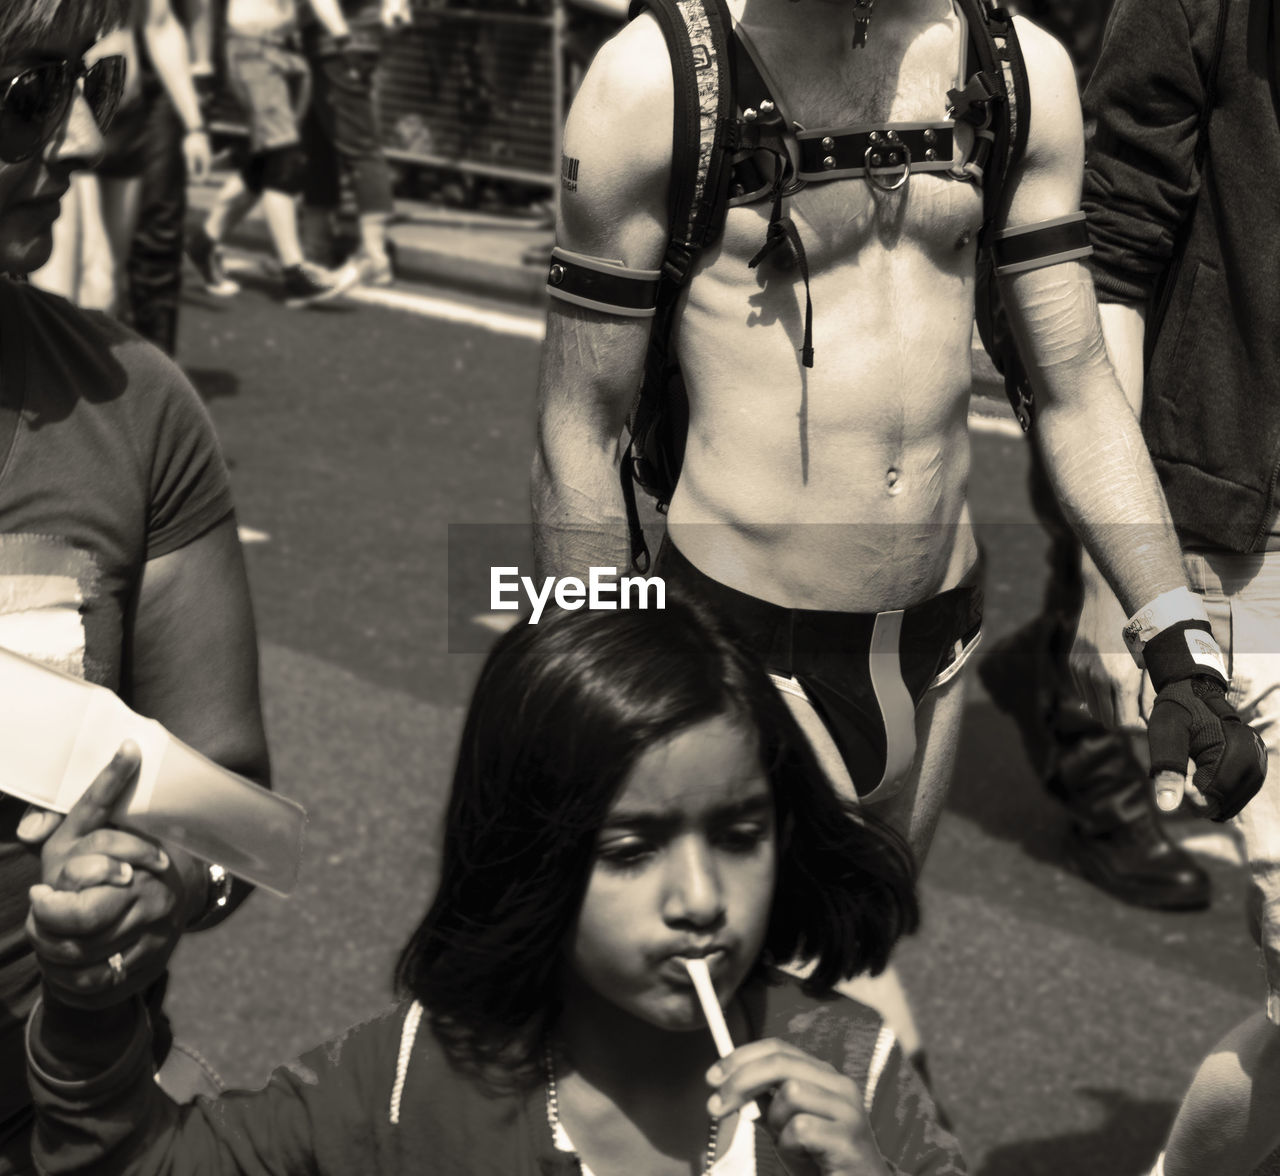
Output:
top-left (28, 976), bottom-right (965, 1176)
top-left (1083, 0), bottom-right (1280, 552)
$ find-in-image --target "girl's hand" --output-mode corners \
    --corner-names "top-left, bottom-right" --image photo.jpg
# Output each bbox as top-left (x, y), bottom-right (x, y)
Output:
top-left (707, 1039), bottom-right (892, 1176)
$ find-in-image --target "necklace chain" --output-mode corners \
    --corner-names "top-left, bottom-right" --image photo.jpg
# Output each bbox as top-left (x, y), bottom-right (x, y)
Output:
top-left (852, 0), bottom-right (874, 47)
top-left (543, 1043), bottom-right (720, 1174)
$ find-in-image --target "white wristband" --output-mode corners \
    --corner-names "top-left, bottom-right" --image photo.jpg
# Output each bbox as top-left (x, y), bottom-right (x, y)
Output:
top-left (1122, 586), bottom-right (1211, 667)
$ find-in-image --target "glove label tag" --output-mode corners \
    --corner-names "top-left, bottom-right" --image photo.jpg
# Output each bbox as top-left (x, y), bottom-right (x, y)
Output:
top-left (1123, 587), bottom-right (1213, 667)
top-left (1186, 629), bottom-right (1228, 680)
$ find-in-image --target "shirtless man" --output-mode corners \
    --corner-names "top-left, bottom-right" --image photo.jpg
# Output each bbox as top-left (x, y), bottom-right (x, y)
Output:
top-left (532, 0), bottom-right (1263, 865)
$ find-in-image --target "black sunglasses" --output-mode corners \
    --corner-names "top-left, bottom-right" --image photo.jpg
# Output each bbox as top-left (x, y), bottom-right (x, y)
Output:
top-left (0, 55), bottom-right (127, 165)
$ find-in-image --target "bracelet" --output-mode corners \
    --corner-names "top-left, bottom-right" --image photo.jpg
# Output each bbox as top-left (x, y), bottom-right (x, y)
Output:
top-left (187, 863), bottom-right (233, 930)
top-left (184, 126), bottom-right (208, 136)
top-left (1121, 586), bottom-right (1211, 667)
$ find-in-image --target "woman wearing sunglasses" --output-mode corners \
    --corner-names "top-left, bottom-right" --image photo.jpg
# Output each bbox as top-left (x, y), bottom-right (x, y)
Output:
top-left (0, 4), bottom-right (272, 1173)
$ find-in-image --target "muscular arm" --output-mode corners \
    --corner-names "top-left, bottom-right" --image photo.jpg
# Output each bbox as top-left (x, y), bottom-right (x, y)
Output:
top-left (531, 18), bottom-right (672, 580)
top-left (996, 20), bottom-right (1184, 617)
top-left (125, 516), bottom-right (271, 924)
top-left (142, 0), bottom-right (204, 133)
top-left (1076, 300), bottom-right (1149, 622)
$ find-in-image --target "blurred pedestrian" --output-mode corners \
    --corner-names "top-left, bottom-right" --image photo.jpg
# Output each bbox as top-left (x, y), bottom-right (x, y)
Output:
top-left (1081, 0), bottom-right (1280, 1172)
top-left (298, 0), bottom-right (411, 285)
top-left (111, 0), bottom-right (218, 354)
top-left (0, 2), bottom-right (271, 1171)
top-left (186, 0), bottom-right (361, 307)
top-left (27, 600), bottom-right (964, 1175)
top-left (31, 2), bottom-right (211, 341)
top-left (99, 0), bottom-right (213, 349)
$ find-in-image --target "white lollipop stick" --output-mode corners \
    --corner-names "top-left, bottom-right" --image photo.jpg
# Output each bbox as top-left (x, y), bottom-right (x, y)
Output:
top-left (683, 957), bottom-right (761, 1122)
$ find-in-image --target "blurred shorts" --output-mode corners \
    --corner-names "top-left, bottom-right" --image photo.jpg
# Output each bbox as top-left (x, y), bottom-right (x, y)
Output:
top-left (225, 34), bottom-right (310, 154)
top-left (1179, 548), bottom-right (1280, 1025)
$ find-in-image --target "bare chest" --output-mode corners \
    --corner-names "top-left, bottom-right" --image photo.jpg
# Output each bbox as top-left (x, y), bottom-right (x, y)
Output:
top-left (720, 8), bottom-right (984, 268)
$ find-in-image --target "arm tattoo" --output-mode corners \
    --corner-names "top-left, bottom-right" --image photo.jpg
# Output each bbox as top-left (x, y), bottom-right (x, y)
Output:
top-left (561, 154), bottom-right (581, 193)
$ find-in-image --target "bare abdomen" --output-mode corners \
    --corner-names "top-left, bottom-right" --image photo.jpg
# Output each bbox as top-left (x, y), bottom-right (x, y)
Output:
top-left (665, 216), bottom-right (981, 610)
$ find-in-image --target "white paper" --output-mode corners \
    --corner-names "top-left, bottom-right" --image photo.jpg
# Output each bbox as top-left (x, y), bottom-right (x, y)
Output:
top-left (0, 646), bottom-right (306, 896)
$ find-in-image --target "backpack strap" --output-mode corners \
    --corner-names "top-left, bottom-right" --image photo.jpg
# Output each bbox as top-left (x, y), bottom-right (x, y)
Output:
top-left (622, 0), bottom-right (737, 570)
top-left (628, 0), bottom-right (738, 279)
top-left (955, 0), bottom-right (1037, 428)
top-left (948, 0), bottom-right (1029, 226)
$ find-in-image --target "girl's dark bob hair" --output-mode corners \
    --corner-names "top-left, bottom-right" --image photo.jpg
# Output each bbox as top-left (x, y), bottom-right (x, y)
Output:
top-left (397, 594), bottom-right (918, 1082)
top-left (1, 1), bottom-right (128, 53)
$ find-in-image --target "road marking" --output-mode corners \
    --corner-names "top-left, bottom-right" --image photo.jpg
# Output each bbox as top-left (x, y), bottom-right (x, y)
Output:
top-left (968, 412), bottom-right (1025, 438)
top-left (238, 526), bottom-right (270, 544)
top-left (343, 285), bottom-right (545, 339)
top-left (221, 253), bottom-right (545, 339)
top-left (472, 611), bottom-right (524, 634)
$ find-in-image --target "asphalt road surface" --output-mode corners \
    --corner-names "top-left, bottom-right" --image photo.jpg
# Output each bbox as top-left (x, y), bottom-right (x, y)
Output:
top-left (160, 260), bottom-right (1275, 1176)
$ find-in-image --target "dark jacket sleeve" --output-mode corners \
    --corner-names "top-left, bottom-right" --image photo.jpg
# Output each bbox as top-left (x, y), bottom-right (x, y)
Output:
top-left (1082, 0), bottom-right (1208, 303)
top-left (29, 996), bottom-right (404, 1176)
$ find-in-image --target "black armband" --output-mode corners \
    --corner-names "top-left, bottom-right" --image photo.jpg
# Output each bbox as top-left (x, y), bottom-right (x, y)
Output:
top-left (546, 247), bottom-right (661, 317)
top-left (992, 211), bottom-right (1093, 277)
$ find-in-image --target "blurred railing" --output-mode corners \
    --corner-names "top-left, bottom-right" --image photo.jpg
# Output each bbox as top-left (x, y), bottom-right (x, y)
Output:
top-left (210, 0), bottom-right (566, 192)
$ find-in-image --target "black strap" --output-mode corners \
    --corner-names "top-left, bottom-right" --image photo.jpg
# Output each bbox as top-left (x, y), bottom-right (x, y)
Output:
top-left (991, 215), bottom-right (1093, 274)
top-left (796, 126), bottom-right (954, 175)
top-left (621, 451), bottom-right (649, 571)
top-left (546, 254), bottom-right (661, 315)
top-left (749, 191), bottom-right (815, 368)
top-left (622, 0), bottom-right (738, 570)
top-left (634, 0), bottom-right (737, 257)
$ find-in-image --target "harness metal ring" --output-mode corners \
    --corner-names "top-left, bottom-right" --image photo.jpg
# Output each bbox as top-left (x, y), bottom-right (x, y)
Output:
top-left (864, 142), bottom-right (911, 192)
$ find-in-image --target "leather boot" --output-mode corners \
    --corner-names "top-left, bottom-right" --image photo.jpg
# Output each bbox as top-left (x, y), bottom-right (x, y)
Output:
top-left (979, 618), bottom-right (1211, 911)
top-left (1049, 701), bottom-right (1210, 910)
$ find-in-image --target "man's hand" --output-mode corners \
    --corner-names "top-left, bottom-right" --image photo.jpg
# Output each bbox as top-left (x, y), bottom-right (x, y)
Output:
top-left (25, 744), bottom-right (204, 1009)
top-left (382, 0), bottom-right (412, 28)
top-left (1140, 623), bottom-right (1267, 821)
top-left (1071, 566), bottom-right (1144, 731)
top-left (182, 128), bottom-right (212, 181)
top-left (708, 1039), bottom-right (891, 1176)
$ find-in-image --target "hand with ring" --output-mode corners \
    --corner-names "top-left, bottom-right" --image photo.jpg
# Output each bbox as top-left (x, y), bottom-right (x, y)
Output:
top-left (25, 743), bottom-right (207, 1010)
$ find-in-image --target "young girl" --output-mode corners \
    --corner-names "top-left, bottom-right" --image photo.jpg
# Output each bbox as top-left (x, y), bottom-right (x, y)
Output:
top-left (27, 600), bottom-right (966, 1175)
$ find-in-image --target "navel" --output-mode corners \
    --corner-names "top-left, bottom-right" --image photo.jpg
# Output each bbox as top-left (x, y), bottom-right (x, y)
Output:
top-left (885, 466), bottom-right (903, 494)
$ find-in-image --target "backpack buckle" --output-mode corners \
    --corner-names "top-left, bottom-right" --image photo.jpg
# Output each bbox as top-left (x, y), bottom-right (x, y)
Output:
top-left (946, 72), bottom-right (1004, 125)
top-left (662, 244), bottom-right (696, 284)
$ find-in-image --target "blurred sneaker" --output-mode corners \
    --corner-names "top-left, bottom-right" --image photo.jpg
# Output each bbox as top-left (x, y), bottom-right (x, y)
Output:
top-left (354, 250), bottom-right (394, 287)
top-left (186, 229), bottom-right (240, 297)
top-left (281, 261), bottom-right (360, 309)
